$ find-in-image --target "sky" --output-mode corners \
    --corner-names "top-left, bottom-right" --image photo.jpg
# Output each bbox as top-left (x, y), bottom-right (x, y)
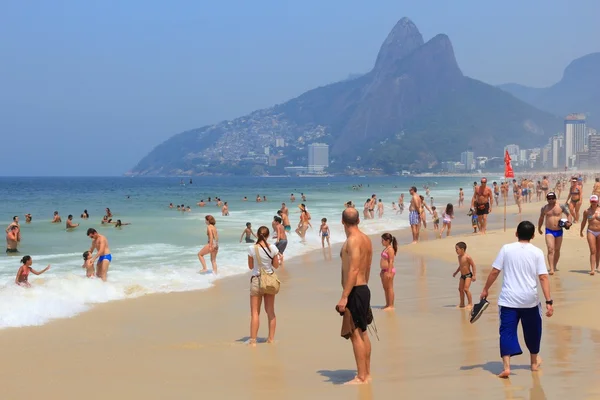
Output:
top-left (1, 0), bottom-right (599, 176)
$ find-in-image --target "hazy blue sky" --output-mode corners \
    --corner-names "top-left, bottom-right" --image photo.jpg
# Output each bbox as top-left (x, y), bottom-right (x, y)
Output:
top-left (1, 0), bottom-right (598, 176)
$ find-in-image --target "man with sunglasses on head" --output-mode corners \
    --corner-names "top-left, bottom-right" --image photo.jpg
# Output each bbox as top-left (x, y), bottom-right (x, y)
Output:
top-left (471, 177), bottom-right (493, 234)
top-left (537, 192), bottom-right (572, 275)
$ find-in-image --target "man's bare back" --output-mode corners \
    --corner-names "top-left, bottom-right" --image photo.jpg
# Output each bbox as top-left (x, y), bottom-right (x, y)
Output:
top-left (409, 193), bottom-right (421, 212)
top-left (340, 233), bottom-right (372, 288)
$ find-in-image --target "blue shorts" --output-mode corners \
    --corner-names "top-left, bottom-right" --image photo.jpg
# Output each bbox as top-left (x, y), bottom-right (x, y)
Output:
top-left (98, 254), bottom-right (112, 263)
top-left (499, 305), bottom-right (542, 357)
top-left (545, 228), bottom-right (563, 238)
top-left (409, 210), bottom-right (420, 226)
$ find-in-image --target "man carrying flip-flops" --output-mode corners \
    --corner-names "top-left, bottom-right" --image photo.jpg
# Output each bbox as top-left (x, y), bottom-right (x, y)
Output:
top-left (480, 221), bottom-right (554, 379)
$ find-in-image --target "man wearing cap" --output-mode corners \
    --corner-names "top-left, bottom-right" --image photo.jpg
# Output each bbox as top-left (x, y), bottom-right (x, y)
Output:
top-left (538, 192), bottom-right (572, 275)
top-left (471, 177), bottom-right (493, 234)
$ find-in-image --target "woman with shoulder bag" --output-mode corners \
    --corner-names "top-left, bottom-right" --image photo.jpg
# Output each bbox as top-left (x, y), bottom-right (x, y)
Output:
top-left (248, 226), bottom-right (280, 346)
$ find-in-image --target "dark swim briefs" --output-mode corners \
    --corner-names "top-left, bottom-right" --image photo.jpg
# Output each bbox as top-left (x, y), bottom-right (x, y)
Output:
top-left (461, 272), bottom-right (473, 280)
top-left (346, 285), bottom-right (372, 332)
top-left (476, 202), bottom-right (490, 216)
top-left (6, 248), bottom-right (18, 253)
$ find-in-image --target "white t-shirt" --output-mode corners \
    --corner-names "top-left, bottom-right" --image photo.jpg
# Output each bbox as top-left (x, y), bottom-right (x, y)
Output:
top-left (248, 243), bottom-right (279, 276)
top-left (492, 242), bottom-right (548, 308)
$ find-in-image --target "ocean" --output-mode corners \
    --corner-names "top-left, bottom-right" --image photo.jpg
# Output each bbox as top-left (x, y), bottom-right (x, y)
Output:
top-left (0, 175), bottom-right (489, 329)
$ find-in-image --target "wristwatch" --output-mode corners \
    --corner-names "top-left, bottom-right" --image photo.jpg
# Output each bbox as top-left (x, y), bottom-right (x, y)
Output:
top-left (545, 300), bottom-right (553, 305)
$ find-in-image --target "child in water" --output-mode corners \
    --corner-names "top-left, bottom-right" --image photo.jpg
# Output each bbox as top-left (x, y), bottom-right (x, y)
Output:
top-left (319, 218), bottom-right (330, 248)
top-left (82, 251), bottom-right (95, 278)
top-left (452, 242), bottom-right (477, 308)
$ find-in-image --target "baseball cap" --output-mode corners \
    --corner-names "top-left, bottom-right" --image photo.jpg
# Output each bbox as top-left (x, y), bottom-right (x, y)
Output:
top-left (546, 192), bottom-right (557, 199)
top-left (591, 195), bottom-right (599, 202)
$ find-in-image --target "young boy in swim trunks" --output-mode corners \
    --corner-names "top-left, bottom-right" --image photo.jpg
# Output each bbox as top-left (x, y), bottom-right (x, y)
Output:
top-left (452, 242), bottom-right (477, 308)
top-left (82, 251), bottom-right (95, 278)
top-left (319, 218), bottom-right (330, 248)
top-left (468, 208), bottom-right (478, 233)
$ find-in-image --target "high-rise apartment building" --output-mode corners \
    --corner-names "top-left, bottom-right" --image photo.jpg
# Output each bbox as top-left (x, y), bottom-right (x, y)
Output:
top-left (308, 143), bottom-right (329, 173)
top-left (565, 113), bottom-right (586, 167)
top-left (460, 151), bottom-right (474, 170)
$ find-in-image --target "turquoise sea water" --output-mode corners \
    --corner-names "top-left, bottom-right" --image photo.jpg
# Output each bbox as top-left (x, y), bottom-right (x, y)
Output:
top-left (0, 175), bottom-right (493, 328)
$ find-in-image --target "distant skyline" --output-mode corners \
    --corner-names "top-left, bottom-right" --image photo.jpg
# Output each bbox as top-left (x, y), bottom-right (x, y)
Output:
top-left (1, 0), bottom-right (599, 176)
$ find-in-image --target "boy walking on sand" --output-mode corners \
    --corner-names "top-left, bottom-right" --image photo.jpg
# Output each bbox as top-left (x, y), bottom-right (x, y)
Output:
top-left (319, 218), bottom-right (331, 248)
top-left (452, 242), bottom-right (477, 308)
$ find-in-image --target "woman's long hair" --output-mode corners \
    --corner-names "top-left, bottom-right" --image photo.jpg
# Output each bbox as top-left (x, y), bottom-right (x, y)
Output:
top-left (256, 226), bottom-right (270, 246)
top-left (381, 233), bottom-right (397, 255)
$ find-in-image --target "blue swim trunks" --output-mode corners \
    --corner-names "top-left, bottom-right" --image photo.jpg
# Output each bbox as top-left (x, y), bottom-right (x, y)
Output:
top-left (98, 254), bottom-right (112, 262)
top-left (545, 228), bottom-right (563, 238)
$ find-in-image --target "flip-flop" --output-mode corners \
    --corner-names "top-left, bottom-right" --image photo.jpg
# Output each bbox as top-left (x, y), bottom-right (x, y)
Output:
top-left (470, 298), bottom-right (489, 324)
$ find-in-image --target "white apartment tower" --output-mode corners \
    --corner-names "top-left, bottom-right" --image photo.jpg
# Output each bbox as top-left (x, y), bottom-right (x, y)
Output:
top-left (308, 143), bottom-right (329, 173)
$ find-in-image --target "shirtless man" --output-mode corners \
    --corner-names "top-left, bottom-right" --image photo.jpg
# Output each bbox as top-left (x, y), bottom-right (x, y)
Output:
top-left (66, 214), bottom-right (79, 229)
top-left (512, 179), bottom-right (520, 204)
top-left (52, 211), bottom-right (62, 223)
top-left (368, 195), bottom-right (377, 219)
top-left (493, 182), bottom-right (500, 206)
top-left (538, 192), bottom-right (572, 275)
top-left (376, 199), bottom-right (384, 218)
top-left (336, 208), bottom-right (373, 385)
top-left (6, 216), bottom-right (19, 233)
top-left (221, 202), bottom-right (229, 216)
top-left (280, 203), bottom-right (289, 216)
top-left (87, 228), bottom-right (112, 281)
top-left (593, 178), bottom-right (600, 197)
top-left (458, 188), bottom-right (464, 208)
top-left (6, 226), bottom-right (19, 254)
top-left (277, 210), bottom-right (291, 234)
top-left (471, 177), bottom-right (493, 234)
top-left (566, 177), bottom-right (583, 223)
top-left (541, 176), bottom-right (550, 198)
top-left (408, 186), bottom-right (422, 244)
top-left (274, 216), bottom-right (288, 264)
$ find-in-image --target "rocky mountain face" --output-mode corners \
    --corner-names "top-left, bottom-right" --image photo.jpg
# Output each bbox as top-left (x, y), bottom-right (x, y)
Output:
top-left (130, 18), bottom-right (562, 176)
top-left (499, 53), bottom-right (600, 127)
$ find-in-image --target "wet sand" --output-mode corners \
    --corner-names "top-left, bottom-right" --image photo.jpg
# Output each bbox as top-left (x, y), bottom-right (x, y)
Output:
top-left (2, 183), bottom-right (600, 399)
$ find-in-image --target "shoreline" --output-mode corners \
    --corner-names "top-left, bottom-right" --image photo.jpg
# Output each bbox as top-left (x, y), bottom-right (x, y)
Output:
top-left (2, 180), bottom-right (600, 398)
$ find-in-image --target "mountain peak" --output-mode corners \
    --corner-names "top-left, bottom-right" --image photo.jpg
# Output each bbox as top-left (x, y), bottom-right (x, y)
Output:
top-left (373, 17), bottom-right (424, 72)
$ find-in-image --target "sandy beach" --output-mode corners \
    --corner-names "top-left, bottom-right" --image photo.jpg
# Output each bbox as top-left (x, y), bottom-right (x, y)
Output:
top-left (2, 180), bottom-right (600, 399)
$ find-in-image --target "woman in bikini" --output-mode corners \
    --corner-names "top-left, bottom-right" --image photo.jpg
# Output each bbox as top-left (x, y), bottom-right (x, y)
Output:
top-left (566, 177), bottom-right (583, 223)
top-left (295, 204), bottom-right (311, 242)
top-left (580, 195), bottom-right (600, 275)
top-left (15, 255), bottom-right (50, 287)
top-left (198, 215), bottom-right (219, 274)
top-left (380, 233), bottom-right (397, 310)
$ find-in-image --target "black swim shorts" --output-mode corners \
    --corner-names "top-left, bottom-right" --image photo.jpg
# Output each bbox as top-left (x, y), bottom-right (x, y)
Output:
top-left (347, 285), bottom-right (372, 332)
top-left (6, 248), bottom-right (18, 253)
top-left (476, 203), bottom-right (490, 216)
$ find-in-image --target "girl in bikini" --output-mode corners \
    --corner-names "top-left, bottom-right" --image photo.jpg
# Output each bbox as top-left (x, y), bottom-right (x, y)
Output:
top-left (15, 255), bottom-right (50, 287)
top-left (439, 203), bottom-right (455, 238)
top-left (380, 233), bottom-right (397, 311)
top-left (580, 195), bottom-right (600, 275)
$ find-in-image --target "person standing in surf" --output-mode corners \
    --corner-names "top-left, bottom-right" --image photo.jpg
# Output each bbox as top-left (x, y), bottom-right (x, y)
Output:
top-left (87, 228), bottom-right (112, 281)
top-left (198, 215), bottom-right (219, 274)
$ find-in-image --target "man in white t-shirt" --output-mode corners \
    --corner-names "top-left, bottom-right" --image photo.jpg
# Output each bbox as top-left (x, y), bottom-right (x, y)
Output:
top-left (480, 221), bottom-right (554, 379)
